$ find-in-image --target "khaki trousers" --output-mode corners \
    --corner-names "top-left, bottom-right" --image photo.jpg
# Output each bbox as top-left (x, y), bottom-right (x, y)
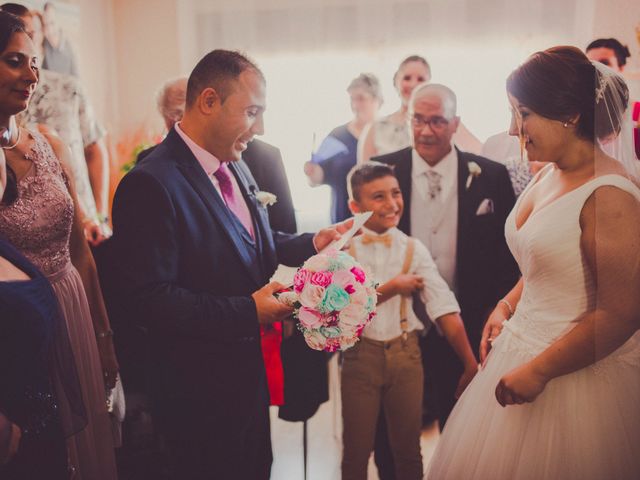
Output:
top-left (341, 332), bottom-right (423, 480)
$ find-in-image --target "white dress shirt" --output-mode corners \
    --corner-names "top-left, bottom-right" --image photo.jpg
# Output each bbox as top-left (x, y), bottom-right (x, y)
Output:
top-left (352, 227), bottom-right (460, 341)
top-left (410, 146), bottom-right (459, 289)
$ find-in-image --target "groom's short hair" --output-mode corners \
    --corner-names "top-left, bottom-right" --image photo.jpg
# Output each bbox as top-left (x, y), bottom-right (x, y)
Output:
top-left (186, 49), bottom-right (263, 107)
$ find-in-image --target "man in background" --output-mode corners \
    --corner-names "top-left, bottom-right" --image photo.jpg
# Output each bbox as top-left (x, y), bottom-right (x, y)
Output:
top-left (42, 1), bottom-right (79, 77)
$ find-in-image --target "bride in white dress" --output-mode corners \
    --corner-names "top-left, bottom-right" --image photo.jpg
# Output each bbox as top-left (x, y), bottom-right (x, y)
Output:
top-left (426, 46), bottom-right (640, 480)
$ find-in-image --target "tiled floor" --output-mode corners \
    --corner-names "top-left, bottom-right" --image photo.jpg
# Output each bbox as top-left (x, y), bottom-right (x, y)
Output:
top-left (270, 356), bottom-right (440, 479)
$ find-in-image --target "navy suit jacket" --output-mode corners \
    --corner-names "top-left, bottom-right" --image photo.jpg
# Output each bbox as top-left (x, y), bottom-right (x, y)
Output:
top-left (375, 147), bottom-right (519, 351)
top-left (139, 138), bottom-right (297, 234)
top-left (110, 129), bottom-right (314, 439)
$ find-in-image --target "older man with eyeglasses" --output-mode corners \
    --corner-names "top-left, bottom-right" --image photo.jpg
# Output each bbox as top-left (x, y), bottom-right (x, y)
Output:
top-left (371, 82), bottom-right (519, 479)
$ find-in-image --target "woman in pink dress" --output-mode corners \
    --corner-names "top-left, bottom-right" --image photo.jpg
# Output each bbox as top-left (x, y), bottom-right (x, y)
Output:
top-left (0, 12), bottom-right (118, 479)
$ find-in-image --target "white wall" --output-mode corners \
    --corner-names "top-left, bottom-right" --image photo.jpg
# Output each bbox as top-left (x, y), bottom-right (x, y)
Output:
top-left (109, 0), bottom-right (183, 137)
top-left (76, 0), bottom-right (119, 133)
top-left (69, 0), bottom-right (638, 142)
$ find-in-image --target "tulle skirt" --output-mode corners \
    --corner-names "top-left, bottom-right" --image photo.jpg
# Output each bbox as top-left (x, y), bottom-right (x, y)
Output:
top-left (425, 321), bottom-right (640, 480)
top-left (49, 263), bottom-right (117, 480)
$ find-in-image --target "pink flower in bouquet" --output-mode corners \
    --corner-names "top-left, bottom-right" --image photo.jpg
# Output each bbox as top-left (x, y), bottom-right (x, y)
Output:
top-left (304, 330), bottom-right (327, 350)
top-left (325, 313), bottom-right (339, 327)
top-left (293, 269), bottom-right (311, 293)
top-left (324, 337), bottom-right (342, 352)
top-left (304, 254), bottom-right (331, 271)
top-left (339, 303), bottom-right (365, 332)
top-left (299, 283), bottom-right (325, 308)
top-left (332, 270), bottom-right (355, 289)
top-left (310, 271), bottom-right (333, 287)
top-left (298, 307), bottom-right (324, 329)
top-left (349, 283), bottom-right (369, 306)
top-left (350, 266), bottom-right (366, 284)
top-left (340, 335), bottom-right (359, 349)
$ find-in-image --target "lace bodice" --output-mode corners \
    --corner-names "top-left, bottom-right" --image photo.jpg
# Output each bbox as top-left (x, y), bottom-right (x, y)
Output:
top-left (503, 166), bottom-right (640, 357)
top-left (0, 131), bottom-right (74, 276)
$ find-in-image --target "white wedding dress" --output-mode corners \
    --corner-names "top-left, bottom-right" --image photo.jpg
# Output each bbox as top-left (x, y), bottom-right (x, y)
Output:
top-left (426, 169), bottom-right (640, 479)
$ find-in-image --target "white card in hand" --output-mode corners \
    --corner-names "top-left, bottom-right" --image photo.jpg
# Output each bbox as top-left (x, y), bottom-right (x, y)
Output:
top-left (270, 264), bottom-right (299, 288)
top-left (320, 211), bottom-right (372, 253)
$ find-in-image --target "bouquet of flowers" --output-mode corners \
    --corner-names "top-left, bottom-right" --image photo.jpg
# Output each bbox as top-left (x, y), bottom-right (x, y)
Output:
top-left (279, 249), bottom-right (377, 352)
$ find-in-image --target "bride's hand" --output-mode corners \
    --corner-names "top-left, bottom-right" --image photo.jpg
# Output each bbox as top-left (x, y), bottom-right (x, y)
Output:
top-left (479, 304), bottom-right (510, 366)
top-left (495, 362), bottom-right (548, 407)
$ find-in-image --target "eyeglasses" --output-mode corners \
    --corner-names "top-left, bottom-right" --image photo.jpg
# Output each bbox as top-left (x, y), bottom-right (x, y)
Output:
top-left (411, 115), bottom-right (450, 131)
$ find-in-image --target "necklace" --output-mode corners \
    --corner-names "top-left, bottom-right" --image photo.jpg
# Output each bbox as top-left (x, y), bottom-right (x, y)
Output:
top-left (1, 127), bottom-right (21, 150)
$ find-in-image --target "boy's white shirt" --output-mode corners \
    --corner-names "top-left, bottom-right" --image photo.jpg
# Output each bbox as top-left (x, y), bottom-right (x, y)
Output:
top-left (354, 226), bottom-right (460, 341)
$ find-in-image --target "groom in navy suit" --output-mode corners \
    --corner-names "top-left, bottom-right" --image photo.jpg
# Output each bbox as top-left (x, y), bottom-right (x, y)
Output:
top-left (110, 50), bottom-right (348, 479)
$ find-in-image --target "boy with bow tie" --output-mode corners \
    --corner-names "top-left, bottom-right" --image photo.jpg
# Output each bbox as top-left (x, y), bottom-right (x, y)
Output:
top-left (341, 162), bottom-right (478, 480)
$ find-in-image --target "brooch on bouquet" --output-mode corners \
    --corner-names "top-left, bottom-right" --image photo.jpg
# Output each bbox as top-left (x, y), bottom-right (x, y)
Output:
top-left (278, 249), bottom-right (377, 352)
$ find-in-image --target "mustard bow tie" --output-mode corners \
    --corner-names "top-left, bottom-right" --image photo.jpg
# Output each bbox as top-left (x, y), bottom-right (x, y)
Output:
top-left (361, 233), bottom-right (392, 248)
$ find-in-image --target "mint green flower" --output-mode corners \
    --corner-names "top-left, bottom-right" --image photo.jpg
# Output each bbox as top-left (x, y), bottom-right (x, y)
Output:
top-left (320, 326), bottom-right (342, 338)
top-left (321, 284), bottom-right (351, 312)
top-left (365, 295), bottom-right (374, 311)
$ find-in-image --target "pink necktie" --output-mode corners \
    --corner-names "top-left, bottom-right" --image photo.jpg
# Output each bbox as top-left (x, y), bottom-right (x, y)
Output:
top-left (213, 164), bottom-right (255, 239)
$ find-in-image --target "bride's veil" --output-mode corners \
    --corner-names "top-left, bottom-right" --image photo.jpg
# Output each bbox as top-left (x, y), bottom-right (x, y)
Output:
top-left (593, 61), bottom-right (640, 182)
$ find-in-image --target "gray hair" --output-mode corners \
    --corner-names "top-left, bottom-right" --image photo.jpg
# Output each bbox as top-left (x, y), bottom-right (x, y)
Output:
top-left (156, 77), bottom-right (188, 123)
top-left (347, 73), bottom-right (383, 103)
top-left (409, 82), bottom-right (457, 118)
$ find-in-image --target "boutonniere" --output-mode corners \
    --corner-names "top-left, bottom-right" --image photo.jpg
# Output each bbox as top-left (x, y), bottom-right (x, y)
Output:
top-left (255, 190), bottom-right (277, 207)
top-left (466, 161), bottom-right (482, 189)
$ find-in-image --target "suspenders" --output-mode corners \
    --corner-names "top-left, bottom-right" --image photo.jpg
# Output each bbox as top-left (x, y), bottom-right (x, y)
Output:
top-left (349, 237), bottom-right (416, 342)
top-left (399, 238), bottom-right (415, 341)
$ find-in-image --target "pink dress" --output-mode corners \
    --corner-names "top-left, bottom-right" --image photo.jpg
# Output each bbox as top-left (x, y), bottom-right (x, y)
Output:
top-left (0, 132), bottom-right (117, 479)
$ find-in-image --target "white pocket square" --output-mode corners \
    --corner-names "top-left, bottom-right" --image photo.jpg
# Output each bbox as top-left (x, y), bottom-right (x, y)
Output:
top-left (475, 198), bottom-right (494, 216)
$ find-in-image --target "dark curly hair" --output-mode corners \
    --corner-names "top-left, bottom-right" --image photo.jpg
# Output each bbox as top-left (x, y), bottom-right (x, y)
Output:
top-left (507, 46), bottom-right (628, 143)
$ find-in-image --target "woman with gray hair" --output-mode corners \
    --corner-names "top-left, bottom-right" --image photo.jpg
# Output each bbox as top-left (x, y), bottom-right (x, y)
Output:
top-left (304, 73), bottom-right (382, 222)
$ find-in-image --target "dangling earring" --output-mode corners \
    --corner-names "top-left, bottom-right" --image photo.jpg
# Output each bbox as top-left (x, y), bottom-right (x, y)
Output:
top-left (563, 122), bottom-right (569, 128)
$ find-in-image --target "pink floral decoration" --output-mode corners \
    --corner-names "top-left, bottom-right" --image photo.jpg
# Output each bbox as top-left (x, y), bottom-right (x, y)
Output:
top-left (298, 307), bottom-right (324, 329)
top-left (310, 271), bottom-right (333, 287)
top-left (293, 269), bottom-right (311, 293)
top-left (324, 338), bottom-right (341, 352)
top-left (350, 266), bottom-right (366, 284)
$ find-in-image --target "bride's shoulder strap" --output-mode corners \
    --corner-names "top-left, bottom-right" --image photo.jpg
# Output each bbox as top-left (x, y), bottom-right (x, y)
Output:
top-left (584, 174), bottom-right (640, 202)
